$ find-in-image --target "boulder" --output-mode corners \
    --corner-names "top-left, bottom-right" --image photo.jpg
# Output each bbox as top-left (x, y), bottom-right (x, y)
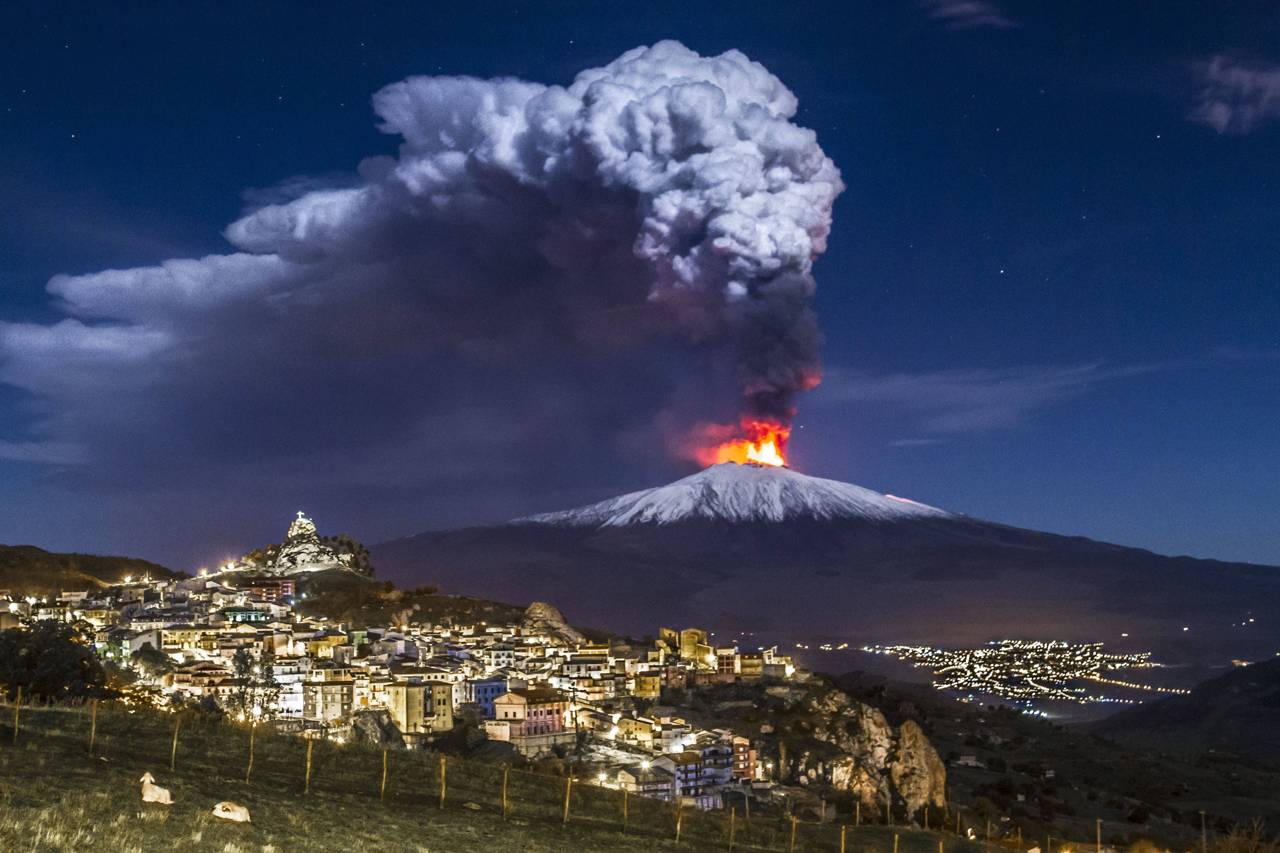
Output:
top-left (351, 710), bottom-right (405, 749)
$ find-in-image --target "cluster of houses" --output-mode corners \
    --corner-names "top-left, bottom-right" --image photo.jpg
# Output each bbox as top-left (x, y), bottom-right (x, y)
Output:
top-left (2, 515), bottom-right (800, 810)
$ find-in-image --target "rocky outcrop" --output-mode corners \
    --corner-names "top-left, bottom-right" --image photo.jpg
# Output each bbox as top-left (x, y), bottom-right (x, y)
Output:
top-left (351, 710), bottom-right (404, 749)
top-left (828, 704), bottom-right (895, 808)
top-left (236, 512), bottom-right (373, 577)
top-left (521, 601), bottom-right (584, 645)
top-left (271, 513), bottom-right (353, 573)
top-left (800, 683), bottom-right (946, 816)
top-left (890, 719), bottom-right (947, 814)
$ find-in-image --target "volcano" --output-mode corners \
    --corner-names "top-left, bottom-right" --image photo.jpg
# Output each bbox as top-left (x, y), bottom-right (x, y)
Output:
top-left (374, 463), bottom-right (1280, 664)
top-left (517, 463), bottom-right (953, 526)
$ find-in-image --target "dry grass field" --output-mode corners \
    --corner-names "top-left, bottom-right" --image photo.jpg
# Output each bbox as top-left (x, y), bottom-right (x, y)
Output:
top-left (0, 702), bottom-right (990, 852)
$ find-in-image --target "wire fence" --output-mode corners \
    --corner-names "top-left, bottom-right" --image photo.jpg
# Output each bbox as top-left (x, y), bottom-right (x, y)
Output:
top-left (0, 695), bottom-right (1094, 852)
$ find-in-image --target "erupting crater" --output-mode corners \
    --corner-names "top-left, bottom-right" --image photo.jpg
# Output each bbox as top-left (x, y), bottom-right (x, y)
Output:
top-left (696, 420), bottom-right (790, 468)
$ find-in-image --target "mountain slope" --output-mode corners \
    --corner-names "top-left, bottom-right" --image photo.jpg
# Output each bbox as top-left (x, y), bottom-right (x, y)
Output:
top-left (0, 544), bottom-right (181, 596)
top-left (375, 463), bottom-right (1280, 664)
top-left (521, 463), bottom-right (952, 526)
top-left (1094, 657), bottom-right (1280, 764)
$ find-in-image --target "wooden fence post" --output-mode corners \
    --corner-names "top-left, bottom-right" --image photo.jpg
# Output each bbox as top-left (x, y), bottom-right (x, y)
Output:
top-left (12, 685), bottom-right (21, 743)
top-left (304, 739), bottom-right (314, 794)
top-left (789, 814), bottom-right (798, 852)
top-left (840, 823), bottom-right (847, 853)
top-left (88, 698), bottom-right (98, 754)
top-left (855, 801), bottom-right (861, 826)
top-left (894, 832), bottom-right (900, 853)
top-left (438, 754), bottom-right (447, 809)
top-left (501, 766), bottom-right (509, 818)
top-left (621, 787), bottom-right (628, 833)
top-left (380, 748), bottom-right (389, 801)
top-left (169, 714), bottom-right (181, 771)
top-left (562, 776), bottom-right (572, 825)
top-left (244, 722), bottom-right (256, 784)
top-left (729, 806), bottom-right (736, 851)
top-left (675, 802), bottom-right (683, 844)
top-left (925, 804), bottom-right (930, 830)
top-left (956, 812), bottom-right (961, 835)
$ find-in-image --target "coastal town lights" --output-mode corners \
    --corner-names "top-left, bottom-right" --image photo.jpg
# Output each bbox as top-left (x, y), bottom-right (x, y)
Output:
top-left (864, 639), bottom-right (1187, 704)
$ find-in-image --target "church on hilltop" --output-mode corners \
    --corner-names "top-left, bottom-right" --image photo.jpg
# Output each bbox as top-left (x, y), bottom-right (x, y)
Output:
top-left (228, 512), bottom-right (374, 577)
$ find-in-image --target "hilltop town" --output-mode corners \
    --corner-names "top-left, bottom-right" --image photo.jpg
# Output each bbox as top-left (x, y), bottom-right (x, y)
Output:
top-left (0, 513), bottom-right (845, 815)
top-left (10, 511), bottom-right (1280, 853)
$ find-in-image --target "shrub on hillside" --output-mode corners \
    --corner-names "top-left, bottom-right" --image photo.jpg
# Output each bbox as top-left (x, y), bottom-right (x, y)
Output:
top-left (1212, 821), bottom-right (1280, 853)
top-left (0, 621), bottom-right (111, 701)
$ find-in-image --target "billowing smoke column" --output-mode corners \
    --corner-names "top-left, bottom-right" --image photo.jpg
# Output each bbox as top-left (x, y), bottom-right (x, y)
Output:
top-left (0, 41), bottom-right (842, 481)
top-left (230, 41), bottom-right (843, 461)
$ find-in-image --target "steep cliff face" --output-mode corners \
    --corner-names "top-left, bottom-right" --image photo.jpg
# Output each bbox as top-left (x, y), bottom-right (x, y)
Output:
top-left (890, 719), bottom-right (947, 813)
top-left (806, 685), bottom-right (946, 814)
top-left (808, 688), bottom-right (893, 807)
top-left (832, 715), bottom-right (894, 807)
top-left (666, 677), bottom-right (947, 817)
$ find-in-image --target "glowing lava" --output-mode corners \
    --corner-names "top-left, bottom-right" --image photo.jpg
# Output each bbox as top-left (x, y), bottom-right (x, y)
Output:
top-left (698, 421), bottom-right (790, 468)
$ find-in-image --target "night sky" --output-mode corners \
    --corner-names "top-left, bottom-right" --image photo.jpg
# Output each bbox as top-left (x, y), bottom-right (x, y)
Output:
top-left (1, 2), bottom-right (1277, 571)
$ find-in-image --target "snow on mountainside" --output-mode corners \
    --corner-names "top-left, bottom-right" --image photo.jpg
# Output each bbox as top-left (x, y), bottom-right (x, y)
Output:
top-left (375, 462), bottom-right (1280, 662)
top-left (518, 462), bottom-right (955, 528)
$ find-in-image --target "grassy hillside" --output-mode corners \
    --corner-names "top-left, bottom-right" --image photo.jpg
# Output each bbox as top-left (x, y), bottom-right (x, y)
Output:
top-left (294, 569), bottom-right (527, 628)
top-left (0, 701), bottom-right (988, 852)
top-left (835, 671), bottom-right (1280, 850)
top-left (0, 544), bottom-right (181, 597)
top-left (1094, 657), bottom-right (1280, 764)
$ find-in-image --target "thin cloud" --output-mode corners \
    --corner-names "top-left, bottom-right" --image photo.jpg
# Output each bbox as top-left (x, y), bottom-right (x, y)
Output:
top-left (920, 0), bottom-right (1017, 31)
top-left (1189, 56), bottom-right (1280, 135)
top-left (889, 437), bottom-right (950, 448)
top-left (0, 439), bottom-right (86, 465)
top-left (818, 362), bottom-right (1164, 435)
top-left (239, 172), bottom-right (362, 212)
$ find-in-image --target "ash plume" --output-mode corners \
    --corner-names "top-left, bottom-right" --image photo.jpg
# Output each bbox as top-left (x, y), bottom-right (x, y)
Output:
top-left (226, 40), bottom-right (843, 424)
top-left (0, 42), bottom-right (842, 531)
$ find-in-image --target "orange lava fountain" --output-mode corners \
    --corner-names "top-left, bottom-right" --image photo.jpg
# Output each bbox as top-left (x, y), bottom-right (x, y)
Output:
top-left (696, 420), bottom-right (790, 467)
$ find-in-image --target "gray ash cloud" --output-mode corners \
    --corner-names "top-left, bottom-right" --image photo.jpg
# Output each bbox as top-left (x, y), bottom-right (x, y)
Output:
top-left (0, 41), bottom-right (841, 537)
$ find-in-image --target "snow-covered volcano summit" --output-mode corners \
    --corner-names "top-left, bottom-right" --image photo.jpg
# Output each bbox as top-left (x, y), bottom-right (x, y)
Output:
top-left (376, 463), bottom-right (1280, 662)
top-left (519, 462), bottom-right (955, 528)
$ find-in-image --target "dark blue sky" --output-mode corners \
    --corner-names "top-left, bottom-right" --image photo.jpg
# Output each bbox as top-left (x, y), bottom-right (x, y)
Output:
top-left (1, 1), bottom-right (1277, 569)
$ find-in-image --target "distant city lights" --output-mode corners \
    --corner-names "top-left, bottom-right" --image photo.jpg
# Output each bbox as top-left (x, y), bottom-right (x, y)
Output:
top-left (862, 639), bottom-right (1191, 706)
